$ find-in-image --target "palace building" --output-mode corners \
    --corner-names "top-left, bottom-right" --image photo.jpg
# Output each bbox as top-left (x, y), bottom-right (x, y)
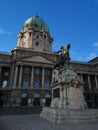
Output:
top-left (0, 15), bottom-right (98, 108)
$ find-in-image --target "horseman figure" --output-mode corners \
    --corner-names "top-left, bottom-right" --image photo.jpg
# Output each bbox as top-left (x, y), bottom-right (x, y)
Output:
top-left (55, 43), bottom-right (71, 69)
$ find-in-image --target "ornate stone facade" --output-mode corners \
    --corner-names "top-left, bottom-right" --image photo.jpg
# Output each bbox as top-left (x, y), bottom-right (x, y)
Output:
top-left (0, 15), bottom-right (98, 108)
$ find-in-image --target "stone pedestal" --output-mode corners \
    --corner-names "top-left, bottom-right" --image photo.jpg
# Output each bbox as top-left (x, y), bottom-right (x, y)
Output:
top-left (68, 87), bottom-right (86, 109)
top-left (40, 107), bottom-right (98, 124)
top-left (41, 45), bottom-right (98, 124)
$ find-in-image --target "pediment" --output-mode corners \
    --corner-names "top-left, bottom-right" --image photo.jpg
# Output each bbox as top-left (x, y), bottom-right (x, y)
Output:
top-left (21, 55), bottom-right (54, 64)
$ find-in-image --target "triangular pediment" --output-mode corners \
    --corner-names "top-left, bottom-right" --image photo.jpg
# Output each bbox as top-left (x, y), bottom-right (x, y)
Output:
top-left (20, 55), bottom-right (54, 64)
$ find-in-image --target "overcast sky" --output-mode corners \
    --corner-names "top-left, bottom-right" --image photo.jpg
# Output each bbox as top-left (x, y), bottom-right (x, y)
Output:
top-left (0, 0), bottom-right (98, 61)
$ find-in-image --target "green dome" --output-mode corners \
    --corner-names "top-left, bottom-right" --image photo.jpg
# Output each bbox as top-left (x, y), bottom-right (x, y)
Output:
top-left (24, 15), bottom-right (49, 33)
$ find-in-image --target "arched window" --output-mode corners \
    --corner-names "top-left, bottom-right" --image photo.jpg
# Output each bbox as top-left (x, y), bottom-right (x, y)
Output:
top-left (2, 80), bottom-right (8, 88)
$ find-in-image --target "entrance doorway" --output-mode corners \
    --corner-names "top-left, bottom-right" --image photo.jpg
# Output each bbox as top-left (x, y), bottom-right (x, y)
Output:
top-left (94, 95), bottom-right (98, 108)
top-left (21, 93), bottom-right (28, 106)
top-left (33, 93), bottom-right (40, 106)
top-left (0, 93), bottom-right (4, 107)
top-left (33, 98), bottom-right (40, 106)
top-left (45, 93), bottom-right (51, 106)
top-left (45, 98), bottom-right (51, 106)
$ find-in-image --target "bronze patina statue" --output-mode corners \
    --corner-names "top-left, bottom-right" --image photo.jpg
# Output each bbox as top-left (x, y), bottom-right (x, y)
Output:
top-left (55, 43), bottom-right (71, 69)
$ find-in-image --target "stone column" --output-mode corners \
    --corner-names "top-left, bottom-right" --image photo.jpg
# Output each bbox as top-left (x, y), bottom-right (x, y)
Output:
top-left (80, 74), bottom-right (83, 82)
top-left (18, 65), bottom-right (23, 88)
top-left (42, 68), bottom-right (45, 88)
top-left (95, 75), bottom-right (98, 89)
top-left (31, 31), bottom-right (33, 47)
top-left (12, 65), bottom-right (18, 88)
top-left (88, 75), bottom-right (91, 90)
top-left (30, 67), bottom-right (34, 88)
top-left (80, 74), bottom-right (84, 92)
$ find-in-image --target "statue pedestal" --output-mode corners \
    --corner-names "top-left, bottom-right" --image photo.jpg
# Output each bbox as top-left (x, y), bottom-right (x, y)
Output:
top-left (68, 87), bottom-right (86, 109)
top-left (40, 107), bottom-right (98, 124)
top-left (41, 63), bottom-right (98, 124)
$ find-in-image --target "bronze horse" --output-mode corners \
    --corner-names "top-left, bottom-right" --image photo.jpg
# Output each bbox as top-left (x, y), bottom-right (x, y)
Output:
top-left (55, 43), bottom-right (71, 69)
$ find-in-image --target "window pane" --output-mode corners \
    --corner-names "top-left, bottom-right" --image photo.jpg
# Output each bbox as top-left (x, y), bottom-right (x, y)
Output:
top-left (24, 67), bottom-right (30, 74)
top-left (45, 69), bottom-right (49, 75)
top-left (35, 68), bottom-right (40, 75)
top-left (34, 79), bottom-right (40, 88)
top-left (2, 80), bottom-right (8, 88)
top-left (44, 79), bottom-right (50, 88)
top-left (23, 78), bottom-right (29, 88)
top-left (4, 72), bottom-right (9, 76)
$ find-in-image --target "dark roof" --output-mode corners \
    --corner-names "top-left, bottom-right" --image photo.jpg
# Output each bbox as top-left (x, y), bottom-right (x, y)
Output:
top-left (88, 56), bottom-right (98, 63)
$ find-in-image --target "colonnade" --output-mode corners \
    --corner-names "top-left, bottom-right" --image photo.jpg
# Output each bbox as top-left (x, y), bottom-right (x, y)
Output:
top-left (12, 65), bottom-right (50, 89)
top-left (80, 74), bottom-right (98, 91)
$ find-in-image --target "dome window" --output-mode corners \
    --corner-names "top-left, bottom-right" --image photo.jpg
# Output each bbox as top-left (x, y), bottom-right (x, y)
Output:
top-left (36, 35), bottom-right (39, 38)
top-left (34, 24), bottom-right (38, 27)
top-left (29, 32), bottom-right (31, 37)
top-left (36, 42), bottom-right (39, 46)
top-left (22, 42), bottom-right (26, 47)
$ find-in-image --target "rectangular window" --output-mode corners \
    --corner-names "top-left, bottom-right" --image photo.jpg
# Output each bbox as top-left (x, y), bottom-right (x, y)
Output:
top-left (82, 74), bottom-right (89, 91)
top-left (4, 72), bottom-right (9, 76)
top-left (23, 78), bottom-right (29, 88)
top-left (24, 67), bottom-right (30, 74)
top-left (35, 68), bottom-right (40, 75)
top-left (45, 69), bottom-right (49, 75)
top-left (34, 79), bottom-right (40, 88)
top-left (90, 75), bottom-right (96, 91)
top-left (44, 79), bottom-right (50, 88)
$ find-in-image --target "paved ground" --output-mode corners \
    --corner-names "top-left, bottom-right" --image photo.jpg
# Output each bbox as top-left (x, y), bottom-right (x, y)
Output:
top-left (0, 114), bottom-right (98, 130)
top-left (0, 107), bottom-right (42, 116)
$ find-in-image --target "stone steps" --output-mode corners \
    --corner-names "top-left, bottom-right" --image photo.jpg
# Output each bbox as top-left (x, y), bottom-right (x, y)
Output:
top-left (40, 107), bottom-right (98, 124)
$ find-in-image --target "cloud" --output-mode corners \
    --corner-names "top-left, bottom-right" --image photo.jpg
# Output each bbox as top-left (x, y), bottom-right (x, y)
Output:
top-left (87, 52), bottom-right (97, 60)
top-left (93, 42), bottom-right (98, 47)
top-left (76, 56), bottom-right (83, 61)
top-left (0, 28), bottom-right (11, 35)
top-left (0, 28), bottom-right (5, 34)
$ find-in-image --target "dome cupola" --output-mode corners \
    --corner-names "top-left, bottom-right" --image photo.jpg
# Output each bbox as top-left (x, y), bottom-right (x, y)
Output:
top-left (24, 15), bottom-right (49, 33)
top-left (17, 14), bottom-right (53, 52)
